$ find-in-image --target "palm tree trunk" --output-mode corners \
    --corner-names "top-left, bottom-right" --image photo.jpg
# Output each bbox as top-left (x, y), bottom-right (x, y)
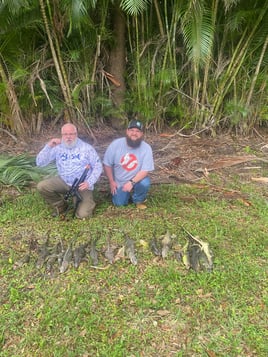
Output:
top-left (211, 5), bottom-right (267, 123)
top-left (108, 3), bottom-right (126, 105)
top-left (107, 2), bottom-right (127, 127)
top-left (246, 34), bottom-right (268, 107)
top-left (39, 0), bottom-right (74, 121)
top-left (0, 55), bottom-right (25, 134)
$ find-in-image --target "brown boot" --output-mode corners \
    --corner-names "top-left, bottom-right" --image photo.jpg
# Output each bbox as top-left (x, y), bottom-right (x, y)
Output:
top-left (136, 202), bottom-right (147, 210)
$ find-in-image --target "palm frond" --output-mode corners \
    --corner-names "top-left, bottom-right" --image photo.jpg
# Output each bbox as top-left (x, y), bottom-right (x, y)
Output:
top-left (120, 0), bottom-right (151, 16)
top-left (181, 2), bottom-right (214, 65)
top-left (0, 154), bottom-right (56, 191)
top-left (0, 167), bottom-right (34, 190)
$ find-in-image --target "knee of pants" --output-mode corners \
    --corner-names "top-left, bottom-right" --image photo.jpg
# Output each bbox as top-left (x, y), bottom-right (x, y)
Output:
top-left (75, 191), bottom-right (96, 218)
top-left (112, 197), bottom-right (128, 207)
top-left (112, 193), bottom-right (130, 206)
top-left (76, 209), bottom-right (94, 219)
top-left (137, 177), bottom-right (150, 190)
top-left (37, 180), bottom-right (46, 192)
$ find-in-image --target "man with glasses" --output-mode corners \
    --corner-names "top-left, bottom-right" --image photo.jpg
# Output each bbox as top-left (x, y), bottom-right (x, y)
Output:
top-left (103, 120), bottom-right (154, 209)
top-left (36, 123), bottom-right (102, 219)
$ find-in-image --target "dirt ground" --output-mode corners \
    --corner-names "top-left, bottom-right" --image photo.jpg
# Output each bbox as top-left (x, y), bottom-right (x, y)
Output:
top-left (1, 125), bottom-right (268, 188)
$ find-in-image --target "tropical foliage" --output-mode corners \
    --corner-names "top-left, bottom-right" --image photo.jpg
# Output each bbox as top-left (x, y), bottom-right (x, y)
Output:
top-left (0, 0), bottom-right (267, 134)
top-left (0, 155), bottom-right (55, 191)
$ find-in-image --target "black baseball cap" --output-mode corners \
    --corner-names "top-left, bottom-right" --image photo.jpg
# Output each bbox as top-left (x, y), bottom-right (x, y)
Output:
top-left (127, 120), bottom-right (143, 131)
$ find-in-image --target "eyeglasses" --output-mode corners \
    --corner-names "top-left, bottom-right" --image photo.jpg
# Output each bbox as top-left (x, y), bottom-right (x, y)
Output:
top-left (62, 132), bottom-right (77, 136)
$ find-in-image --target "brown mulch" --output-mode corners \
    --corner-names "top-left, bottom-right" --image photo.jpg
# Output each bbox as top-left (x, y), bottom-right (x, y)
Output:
top-left (1, 125), bottom-right (268, 186)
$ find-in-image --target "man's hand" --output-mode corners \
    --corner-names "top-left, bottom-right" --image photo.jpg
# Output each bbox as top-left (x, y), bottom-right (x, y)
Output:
top-left (122, 181), bottom-right (133, 193)
top-left (78, 181), bottom-right (90, 191)
top-left (109, 180), bottom-right (118, 195)
top-left (48, 138), bottom-right (61, 147)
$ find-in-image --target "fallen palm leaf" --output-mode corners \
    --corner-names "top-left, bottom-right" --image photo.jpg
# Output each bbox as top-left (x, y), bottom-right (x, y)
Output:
top-left (195, 155), bottom-right (258, 173)
top-left (237, 198), bottom-right (252, 206)
top-left (251, 177), bottom-right (268, 183)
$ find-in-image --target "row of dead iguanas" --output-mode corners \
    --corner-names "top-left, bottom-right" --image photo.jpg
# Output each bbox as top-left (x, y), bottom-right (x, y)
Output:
top-left (13, 227), bottom-right (213, 274)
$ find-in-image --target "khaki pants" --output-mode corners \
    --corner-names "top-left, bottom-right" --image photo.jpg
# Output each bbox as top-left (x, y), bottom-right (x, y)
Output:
top-left (37, 176), bottom-right (96, 219)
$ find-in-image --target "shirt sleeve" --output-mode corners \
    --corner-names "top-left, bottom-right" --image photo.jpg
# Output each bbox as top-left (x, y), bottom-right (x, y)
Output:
top-left (141, 143), bottom-right (154, 171)
top-left (36, 144), bottom-right (56, 167)
top-left (103, 141), bottom-right (116, 167)
top-left (85, 146), bottom-right (103, 189)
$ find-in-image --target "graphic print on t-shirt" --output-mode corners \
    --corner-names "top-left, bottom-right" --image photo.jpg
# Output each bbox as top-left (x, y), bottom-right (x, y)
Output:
top-left (120, 153), bottom-right (138, 171)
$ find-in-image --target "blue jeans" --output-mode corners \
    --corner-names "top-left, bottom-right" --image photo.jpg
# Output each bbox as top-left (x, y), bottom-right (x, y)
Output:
top-left (112, 177), bottom-right (151, 206)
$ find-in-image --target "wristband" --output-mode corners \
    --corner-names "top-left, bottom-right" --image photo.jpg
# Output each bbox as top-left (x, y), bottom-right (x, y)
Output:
top-left (130, 179), bottom-right (136, 186)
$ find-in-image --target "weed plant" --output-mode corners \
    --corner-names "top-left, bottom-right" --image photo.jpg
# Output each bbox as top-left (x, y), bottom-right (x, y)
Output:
top-left (0, 179), bottom-right (267, 356)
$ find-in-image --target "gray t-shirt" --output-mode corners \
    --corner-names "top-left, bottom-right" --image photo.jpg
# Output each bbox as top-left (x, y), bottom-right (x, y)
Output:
top-left (103, 137), bottom-right (154, 187)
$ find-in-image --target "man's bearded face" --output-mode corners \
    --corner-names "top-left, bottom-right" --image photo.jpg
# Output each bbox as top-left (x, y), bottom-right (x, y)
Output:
top-left (126, 128), bottom-right (143, 148)
top-left (61, 129), bottom-right (78, 148)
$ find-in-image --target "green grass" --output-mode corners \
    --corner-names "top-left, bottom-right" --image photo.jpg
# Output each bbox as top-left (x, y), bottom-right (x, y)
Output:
top-left (0, 179), bottom-right (267, 357)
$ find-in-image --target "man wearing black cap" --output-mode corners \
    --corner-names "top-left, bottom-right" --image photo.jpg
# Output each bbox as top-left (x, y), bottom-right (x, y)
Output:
top-left (103, 120), bottom-right (154, 209)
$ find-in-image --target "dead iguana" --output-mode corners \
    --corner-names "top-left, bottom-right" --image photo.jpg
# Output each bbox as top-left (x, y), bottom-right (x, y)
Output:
top-left (181, 227), bottom-right (213, 272)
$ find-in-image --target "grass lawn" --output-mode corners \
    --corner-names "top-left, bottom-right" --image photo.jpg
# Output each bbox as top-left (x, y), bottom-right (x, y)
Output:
top-left (0, 177), bottom-right (267, 356)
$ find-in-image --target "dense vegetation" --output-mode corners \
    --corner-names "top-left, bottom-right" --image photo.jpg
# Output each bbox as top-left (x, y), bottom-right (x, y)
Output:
top-left (0, 0), bottom-right (267, 135)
